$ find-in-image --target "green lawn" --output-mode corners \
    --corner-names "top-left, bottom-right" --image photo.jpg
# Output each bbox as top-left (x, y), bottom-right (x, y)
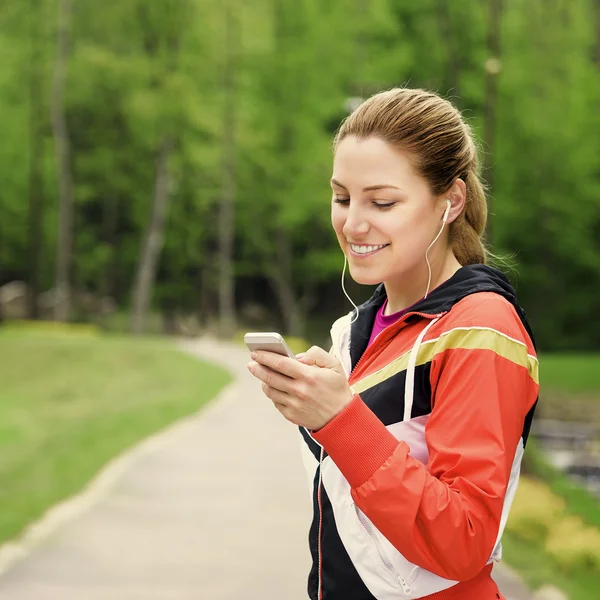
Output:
top-left (540, 354), bottom-right (600, 394)
top-left (0, 329), bottom-right (231, 544)
top-left (537, 353), bottom-right (600, 426)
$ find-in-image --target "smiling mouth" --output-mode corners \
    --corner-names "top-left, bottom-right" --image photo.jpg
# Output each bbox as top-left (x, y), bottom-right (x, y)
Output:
top-left (349, 243), bottom-right (390, 256)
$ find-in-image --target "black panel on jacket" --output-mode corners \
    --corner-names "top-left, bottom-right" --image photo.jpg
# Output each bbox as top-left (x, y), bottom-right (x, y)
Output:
top-left (522, 400), bottom-right (538, 447)
top-left (300, 427), bottom-right (324, 461)
top-left (359, 363), bottom-right (432, 426)
top-left (308, 479), bottom-right (377, 600)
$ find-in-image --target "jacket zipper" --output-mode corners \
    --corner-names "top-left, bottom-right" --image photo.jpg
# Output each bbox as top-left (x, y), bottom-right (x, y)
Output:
top-left (347, 311), bottom-right (445, 384)
top-left (355, 505), bottom-right (413, 595)
top-left (317, 447), bottom-right (324, 600)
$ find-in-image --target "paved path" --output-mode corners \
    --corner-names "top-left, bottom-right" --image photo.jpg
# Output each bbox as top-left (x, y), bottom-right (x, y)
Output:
top-left (0, 337), bottom-right (532, 599)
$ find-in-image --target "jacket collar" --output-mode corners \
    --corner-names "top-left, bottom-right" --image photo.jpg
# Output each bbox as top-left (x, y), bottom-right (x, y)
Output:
top-left (330, 264), bottom-right (536, 374)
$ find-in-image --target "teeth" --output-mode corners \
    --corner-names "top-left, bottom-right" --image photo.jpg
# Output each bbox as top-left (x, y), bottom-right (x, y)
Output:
top-left (351, 244), bottom-right (387, 254)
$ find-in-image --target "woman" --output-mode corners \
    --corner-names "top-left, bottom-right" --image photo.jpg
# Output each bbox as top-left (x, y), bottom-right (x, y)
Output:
top-left (248, 88), bottom-right (539, 600)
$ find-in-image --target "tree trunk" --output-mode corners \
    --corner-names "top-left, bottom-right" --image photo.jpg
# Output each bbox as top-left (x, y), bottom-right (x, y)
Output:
top-left (130, 136), bottom-right (174, 334)
top-left (130, 6), bottom-right (182, 335)
top-left (267, 0), bottom-right (305, 338)
top-left (352, 0), bottom-right (368, 97)
top-left (267, 228), bottom-right (306, 338)
top-left (218, 3), bottom-right (238, 339)
top-left (436, 0), bottom-right (461, 97)
top-left (100, 193), bottom-right (120, 299)
top-left (483, 0), bottom-right (504, 246)
top-left (26, 0), bottom-right (46, 319)
top-left (50, 0), bottom-right (75, 322)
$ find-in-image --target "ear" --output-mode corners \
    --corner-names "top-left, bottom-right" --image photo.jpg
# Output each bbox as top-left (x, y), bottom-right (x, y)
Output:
top-left (442, 178), bottom-right (466, 225)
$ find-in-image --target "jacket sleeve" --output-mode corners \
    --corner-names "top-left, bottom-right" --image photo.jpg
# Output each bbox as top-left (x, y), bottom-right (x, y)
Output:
top-left (312, 313), bottom-right (539, 582)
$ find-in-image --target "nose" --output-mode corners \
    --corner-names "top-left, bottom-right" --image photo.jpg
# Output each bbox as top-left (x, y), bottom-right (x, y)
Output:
top-left (342, 205), bottom-right (370, 239)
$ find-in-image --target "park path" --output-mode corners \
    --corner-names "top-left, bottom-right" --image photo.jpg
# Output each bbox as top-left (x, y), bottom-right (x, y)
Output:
top-left (0, 336), bottom-right (533, 599)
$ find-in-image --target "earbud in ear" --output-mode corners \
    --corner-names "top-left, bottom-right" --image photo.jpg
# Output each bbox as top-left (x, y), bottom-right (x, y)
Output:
top-left (442, 199), bottom-right (451, 224)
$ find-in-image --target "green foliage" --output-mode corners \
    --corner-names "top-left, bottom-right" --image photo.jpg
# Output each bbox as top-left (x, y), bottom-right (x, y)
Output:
top-left (1, 0), bottom-right (600, 348)
top-left (504, 475), bottom-right (600, 586)
top-left (505, 477), bottom-right (565, 544)
top-left (502, 531), bottom-right (600, 600)
top-left (546, 515), bottom-right (600, 572)
top-left (522, 437), bottom-right (600, 530)
top-left (509, 433), bottom-right (600, 592)
top-left (0, 320), bottom-right (100, 337)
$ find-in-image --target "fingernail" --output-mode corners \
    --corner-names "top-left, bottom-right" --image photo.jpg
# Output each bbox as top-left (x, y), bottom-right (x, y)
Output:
top-left (251, 352), bottom-right (257, 360)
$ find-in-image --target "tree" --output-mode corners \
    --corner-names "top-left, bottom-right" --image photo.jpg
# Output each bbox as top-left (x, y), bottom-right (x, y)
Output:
top-left (482, 0), bottom-right (504, 245)
top-left (217, 2), bottom-right (239, 338)
top-left (130, 1), bottom-right (184, 334)
top-left (26, 0), bottom-right (48, 319)
top-left (51, 0), bottom-right (75, 322)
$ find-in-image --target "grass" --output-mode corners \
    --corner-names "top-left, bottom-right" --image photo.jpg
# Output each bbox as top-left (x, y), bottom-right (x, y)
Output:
top-left (540, 353), bottom-right (600, 395)
top-left (0, 329), bottom-right (231, 544)
top-left (537, 353), bottom-right (600, 427)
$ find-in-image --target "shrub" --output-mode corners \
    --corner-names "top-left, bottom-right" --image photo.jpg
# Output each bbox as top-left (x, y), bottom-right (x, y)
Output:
top-left (506, 477), bottom-right (566, 543)
top-left (545, 516), bottom-right (600, 572)
top-left (1, 319), bottom-right (100, 337)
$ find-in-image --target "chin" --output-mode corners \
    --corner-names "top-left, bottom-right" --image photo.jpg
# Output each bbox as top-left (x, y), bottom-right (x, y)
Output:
top-left (348, 268), bottom-right (385, 287)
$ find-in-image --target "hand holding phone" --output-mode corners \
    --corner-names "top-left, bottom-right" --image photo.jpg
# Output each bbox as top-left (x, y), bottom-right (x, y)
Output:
top-left (246, 334), bottom-right (353, 430)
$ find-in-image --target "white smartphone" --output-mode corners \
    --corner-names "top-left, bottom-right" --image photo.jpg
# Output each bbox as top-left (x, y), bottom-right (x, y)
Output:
top-left (244, 332), bottom-right (296, 359)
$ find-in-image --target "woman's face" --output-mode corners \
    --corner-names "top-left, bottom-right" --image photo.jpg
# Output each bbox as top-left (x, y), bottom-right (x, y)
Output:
top-left (331, 135), bottom-right (449, 288)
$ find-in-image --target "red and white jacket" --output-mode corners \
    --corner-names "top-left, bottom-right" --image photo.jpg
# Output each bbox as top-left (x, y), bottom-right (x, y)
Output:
top-left (299, 265), bottom-right (539, 599)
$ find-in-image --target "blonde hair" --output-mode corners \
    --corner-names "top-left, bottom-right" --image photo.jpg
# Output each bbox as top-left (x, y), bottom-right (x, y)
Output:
top-left (333, 88), bottom-right (488, 265)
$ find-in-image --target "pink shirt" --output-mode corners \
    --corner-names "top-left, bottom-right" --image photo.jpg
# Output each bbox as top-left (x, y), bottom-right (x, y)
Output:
top-left (367, 297), bottom-right (422, 347)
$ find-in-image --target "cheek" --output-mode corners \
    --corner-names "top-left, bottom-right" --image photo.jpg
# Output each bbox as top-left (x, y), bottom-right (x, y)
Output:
top-left (387, 210), bottom-right (428, 244)
top-left (331, 207), bottom-right (346, 237)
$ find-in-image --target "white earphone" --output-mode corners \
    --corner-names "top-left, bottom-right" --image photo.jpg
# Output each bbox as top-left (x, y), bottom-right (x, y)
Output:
top-left (442, 198), bottom-right (451, 224)
top-left (424, 199), bottom-right (452, 299)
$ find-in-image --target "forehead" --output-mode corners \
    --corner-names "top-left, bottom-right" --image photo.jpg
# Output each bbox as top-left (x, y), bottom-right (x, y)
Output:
top-left (332, 135), bottom-right (420, 189)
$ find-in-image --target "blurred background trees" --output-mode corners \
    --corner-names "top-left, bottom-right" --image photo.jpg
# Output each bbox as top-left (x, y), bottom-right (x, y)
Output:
top-left (1, 0), bottom-right (599, 350)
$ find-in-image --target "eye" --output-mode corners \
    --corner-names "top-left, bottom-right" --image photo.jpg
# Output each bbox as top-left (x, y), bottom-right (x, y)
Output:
top-left (373, 201), bottom-right (396, 209)
top-left (333, 197), bottom-right (350, 206)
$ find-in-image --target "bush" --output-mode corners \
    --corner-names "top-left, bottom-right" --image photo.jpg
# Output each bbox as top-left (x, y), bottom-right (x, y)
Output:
top-left (546, 516), bottom-right (600, 572)
top-left (507, 476), bottom-right (600, 576)
top-left (1, 319), bottom-right (100, 337)
top-left (506, 477), bottom-right (566, 544)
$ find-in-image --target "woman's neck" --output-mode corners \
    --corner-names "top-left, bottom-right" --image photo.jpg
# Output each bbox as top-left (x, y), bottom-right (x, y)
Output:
top-left (383, 252), bottom-right (462, 315)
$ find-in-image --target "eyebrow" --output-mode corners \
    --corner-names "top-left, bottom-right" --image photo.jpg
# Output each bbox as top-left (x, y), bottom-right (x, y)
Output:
top-left (330, 178), bottom-right (401, 192)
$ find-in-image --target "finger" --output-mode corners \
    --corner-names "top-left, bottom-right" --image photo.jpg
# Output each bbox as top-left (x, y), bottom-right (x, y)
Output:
top-left (263, 385), bottom-right (301, 424)
top-left (251, 350), bottom-right (305, 379)
top-left (262, 383), bottom-right (290, 408)
top-left (249, 361), bottom-right (294, 393)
